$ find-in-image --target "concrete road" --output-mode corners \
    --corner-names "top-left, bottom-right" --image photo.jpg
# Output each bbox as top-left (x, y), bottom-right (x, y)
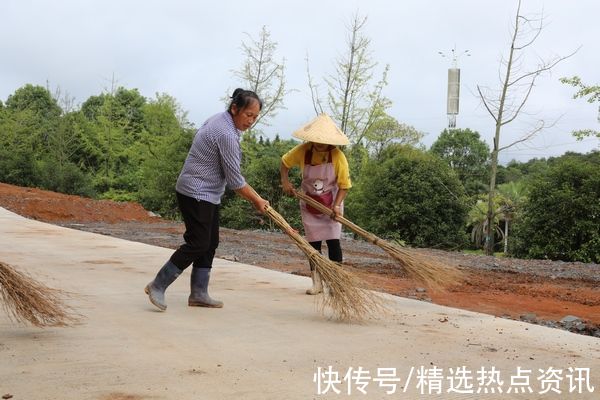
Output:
top-left (0, 207), bottom-right (598, 399)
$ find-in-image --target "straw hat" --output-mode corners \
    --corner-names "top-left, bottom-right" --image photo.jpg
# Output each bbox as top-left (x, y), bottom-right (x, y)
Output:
top-left (292, 113), bottom-right (350, 146)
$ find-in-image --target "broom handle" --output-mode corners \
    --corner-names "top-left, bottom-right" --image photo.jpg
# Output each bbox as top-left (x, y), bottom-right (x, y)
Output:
top-left (246, 185), bottom-right (321, 259)
top-left (263, 205), bottom-right (322, 258)
top-left (248, 186), bottom-right (381, 251)
top-left (293, 190), bottom-right (385, 246)
top-left (265, 205), bottom-right (301, 241)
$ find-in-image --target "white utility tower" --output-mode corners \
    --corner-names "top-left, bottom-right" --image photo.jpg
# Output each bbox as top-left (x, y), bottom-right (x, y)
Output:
top-left (439, 47), bottom-right (470, 128)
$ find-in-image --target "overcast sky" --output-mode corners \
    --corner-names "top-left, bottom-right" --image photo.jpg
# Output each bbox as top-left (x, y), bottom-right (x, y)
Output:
top-left (1, 0), bottom-right (599, 163)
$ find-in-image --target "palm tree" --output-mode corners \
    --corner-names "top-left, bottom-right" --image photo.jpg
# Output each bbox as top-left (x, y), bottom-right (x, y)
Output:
top-left (467, 196), bottom-right (503, 251)
top-left (496, 181), bottom-right (528, 253)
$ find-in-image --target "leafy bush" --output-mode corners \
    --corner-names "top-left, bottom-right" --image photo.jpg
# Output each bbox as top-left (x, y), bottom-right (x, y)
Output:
top-left (38, 159), bottom-right (95, 197)
top-left (348, 145), bottom-right (468, 249)
top-left (0, 148), bottom-right (38, 187)
top-left (511, 156), bottom-right (600, 262)
top-left (137, 132), bottom-right (192, 219)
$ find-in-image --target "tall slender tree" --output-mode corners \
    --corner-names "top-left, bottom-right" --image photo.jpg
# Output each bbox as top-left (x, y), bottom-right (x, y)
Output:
top-left (232, 26), bottom-right (291, 134)
top-left (306, 13), bottom-right (391, 146)
top-left (476, 0), bottom-right (577, 255)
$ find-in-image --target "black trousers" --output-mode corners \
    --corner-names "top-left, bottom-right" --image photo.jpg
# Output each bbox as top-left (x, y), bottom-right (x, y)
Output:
top-left (169, 192), bottom-right (219, 270)
top-left (309, 239), bottom-right (343, 271)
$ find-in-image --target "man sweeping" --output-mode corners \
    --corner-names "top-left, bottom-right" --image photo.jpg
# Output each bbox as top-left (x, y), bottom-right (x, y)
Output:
top-left (280, 114), bottom-right (351, 295)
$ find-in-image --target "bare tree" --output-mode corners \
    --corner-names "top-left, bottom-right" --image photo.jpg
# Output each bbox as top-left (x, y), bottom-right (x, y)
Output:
top-left (476, 0), bottom-right (577, 255)
top-left (306, 13), bottom-right (391, 146)
top-left (232, 26), bottom-right (291, 133)
top-left (47, 82), bottom-right (77, 115)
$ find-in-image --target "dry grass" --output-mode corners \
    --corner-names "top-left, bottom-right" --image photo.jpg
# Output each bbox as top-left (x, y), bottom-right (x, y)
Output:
top-left (294, 191), bottom-right (464, 290)
top-left (0, 261), bottom-right (78, 327)
top-left (263, 206), bottom-right (384, 321)
top-left (376, 241), bottom-right (463, 289)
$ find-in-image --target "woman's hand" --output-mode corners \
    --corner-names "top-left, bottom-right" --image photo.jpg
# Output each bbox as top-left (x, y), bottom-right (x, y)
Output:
top-left (280, 162), bottom-right (296, 197)
top-left (281, 181), bottom-right (296, 196)
top-left (235, 184), bottom-right (269, 214)
top-left (332, 189), bottom-right (348, 219)
top-left (332, 205), bottom-right (343, 219)
top-left (254, 198), bottom-right (270, 214)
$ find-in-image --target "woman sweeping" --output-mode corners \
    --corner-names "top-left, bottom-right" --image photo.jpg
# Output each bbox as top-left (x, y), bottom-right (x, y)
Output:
top-left (280, 114), bottom-right (351, 295)
top-left (145, 88), bottom-right (269, 311)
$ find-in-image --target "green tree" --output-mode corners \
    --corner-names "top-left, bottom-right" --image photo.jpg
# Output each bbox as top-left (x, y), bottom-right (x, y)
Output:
top-left (142, 93), bottom-right (187, 136)
top-left (5, 84), bottom-right (62, 118)
top-left (38, 111), bottom-right (94, 196)
top-left (496, 180), bottom-right (528, 253)
top-left (4, 84), bottom-right (62, 155)
top-left (560, 76), bottom-right (600, 139)
top-left (0, 109), bottom-right (39, 186)
top-left (111, 87), bottom-right (147, 137)
top-left (348, 145), bottom-right (468, 248)
top-left (80, 86), bottom-right (148, 195)
top-left (93, 97), bottom-right (128, 193)
top-left (499, 158), bottom-right (551, 186)
top-left (364, 115), bottom-right (423, 158)
top-left (430, 128), bottom-right (490, 197)
top-left (467, 195), bottom-right (503, 250)
top-left (81, 87), bottom-right (146, 138)
top-left (81, 94), bottom-right (106, 120)
top-left (346, 141), bottom-right (370, 179)
top-left (511, 156), bottom-right (600, 262)
top-left (137, 94), bottom-right (195, 217)
top-left (465, 181), bottom-right (528, 252)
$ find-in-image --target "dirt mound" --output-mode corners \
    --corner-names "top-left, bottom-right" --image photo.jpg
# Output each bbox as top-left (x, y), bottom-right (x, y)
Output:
top-left (0, 183), bottom-right (160, 224)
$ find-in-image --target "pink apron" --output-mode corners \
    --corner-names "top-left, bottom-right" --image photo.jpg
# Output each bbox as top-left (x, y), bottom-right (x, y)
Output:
top-left (300, 147), bottom-right (343, 242)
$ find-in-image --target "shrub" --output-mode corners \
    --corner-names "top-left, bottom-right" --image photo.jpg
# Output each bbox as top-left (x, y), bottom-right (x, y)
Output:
top-left (511, 157), bottom-right (600, 262)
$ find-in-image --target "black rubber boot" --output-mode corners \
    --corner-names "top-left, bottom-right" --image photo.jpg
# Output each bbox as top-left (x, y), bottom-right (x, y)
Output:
top-left (188, 267), bottom-right (223, 308)
top-left (144, 260), bottom-right (182, 311)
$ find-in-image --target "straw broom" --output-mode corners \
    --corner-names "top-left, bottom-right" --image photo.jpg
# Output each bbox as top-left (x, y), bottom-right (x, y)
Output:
top-left (0, 261), bottom-right (77, 327)
top-left (294, 191), bottom-right (463, 289)
top-left (262, 205), bottom-right (384, 321)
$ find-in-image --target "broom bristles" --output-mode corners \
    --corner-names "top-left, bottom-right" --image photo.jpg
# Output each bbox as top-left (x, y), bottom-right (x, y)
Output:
top-left (0, 261), bottom-right (78, 327)
top-left (263, 206), bottom-right (384, 321)
top-left (294, 191), bottom-right (464, 289)
top-left (378, 241), bottom-right (463, 289)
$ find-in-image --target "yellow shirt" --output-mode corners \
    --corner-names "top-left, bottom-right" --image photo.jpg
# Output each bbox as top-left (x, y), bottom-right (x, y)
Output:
top-left (281, 143), bottom-right (352, 189)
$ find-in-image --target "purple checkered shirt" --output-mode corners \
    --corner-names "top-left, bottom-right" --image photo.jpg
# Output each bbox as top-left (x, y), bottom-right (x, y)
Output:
top-left (175, 111), bottom-right (246, 204)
